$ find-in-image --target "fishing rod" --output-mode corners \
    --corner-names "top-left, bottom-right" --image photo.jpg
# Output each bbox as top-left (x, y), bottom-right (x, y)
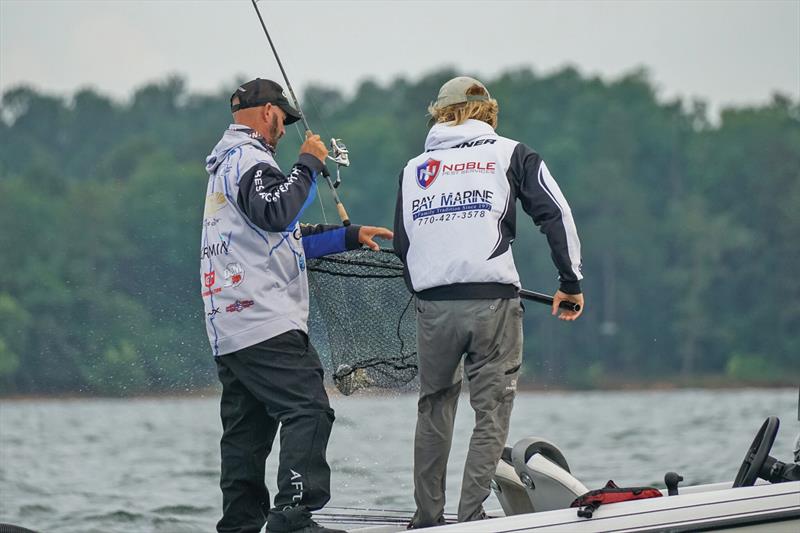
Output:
top-left (520, 289), bottom-right (581, 313)
top-left (250, 0), bottom-right (351, 226)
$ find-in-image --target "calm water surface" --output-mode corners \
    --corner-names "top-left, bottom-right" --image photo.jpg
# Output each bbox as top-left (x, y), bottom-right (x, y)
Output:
top-left (1, 388), bottom-right (798, 532)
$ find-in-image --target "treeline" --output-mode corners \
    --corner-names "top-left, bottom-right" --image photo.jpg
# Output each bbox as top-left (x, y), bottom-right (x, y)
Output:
top-left (0, 69), bottom-right (798, 395)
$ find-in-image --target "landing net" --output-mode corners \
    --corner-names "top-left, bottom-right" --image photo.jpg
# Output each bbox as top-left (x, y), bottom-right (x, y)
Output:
top-left (307, 249), bottom-right (418, 394)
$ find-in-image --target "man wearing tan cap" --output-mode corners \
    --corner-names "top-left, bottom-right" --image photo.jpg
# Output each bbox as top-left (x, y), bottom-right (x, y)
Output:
top-left (394, 76), bottom-right (584, 527)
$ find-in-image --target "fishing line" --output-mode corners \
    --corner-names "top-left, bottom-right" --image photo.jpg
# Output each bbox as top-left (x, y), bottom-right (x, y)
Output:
top-left (251, 0), bottom-right (351, 226)
top-left (290, 121), bottom-right (329, 224)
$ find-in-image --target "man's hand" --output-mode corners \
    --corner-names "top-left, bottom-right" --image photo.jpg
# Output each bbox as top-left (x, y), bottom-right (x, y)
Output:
top-left (300, 131), bottom-right (328, 163)
top-left (358, 226), bottom-right (393, 251)
top-left (552, 290), bottom-right (584, 321)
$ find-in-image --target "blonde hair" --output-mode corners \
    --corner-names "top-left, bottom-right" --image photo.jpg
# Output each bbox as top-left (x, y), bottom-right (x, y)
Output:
top-left (428, 84), bottom-right (499, 129)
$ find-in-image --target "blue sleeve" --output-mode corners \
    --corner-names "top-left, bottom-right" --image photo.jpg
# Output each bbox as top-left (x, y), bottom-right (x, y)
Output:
top-left (300, 224), bottom-right (361, 259)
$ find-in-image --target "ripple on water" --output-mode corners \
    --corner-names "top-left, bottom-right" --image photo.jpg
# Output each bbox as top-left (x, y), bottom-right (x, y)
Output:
top-left (11, 480), bottom-right (49, 496)
top-left (333, 464), bottom-right (373, 478)
top-left (84, 509), bottom-right (142, 523)
top-left (173, 468), bottom-right (219, 479)
top-left (152, 504), bottom-right (215, 515)
top-left (18, 504), bottom-right (56, 516)
top-left (152, 516), bottom-right (210, 533)
top-left (334, 416), bottom-right (357, 428)
top-left (1, 435), bottom-right (25, 446)
top-left (609, 429), bottom-right (633, 441)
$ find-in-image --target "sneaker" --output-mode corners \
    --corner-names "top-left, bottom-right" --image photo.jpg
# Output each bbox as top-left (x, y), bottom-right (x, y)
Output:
top-left (407, 515), bottom-right (446, 529)
top-left (285, 520), bottom-right (346, 533)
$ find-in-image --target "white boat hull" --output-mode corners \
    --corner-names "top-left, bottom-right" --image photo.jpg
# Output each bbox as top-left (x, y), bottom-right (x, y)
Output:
top-left (349, 481), bottom-right (800, 532)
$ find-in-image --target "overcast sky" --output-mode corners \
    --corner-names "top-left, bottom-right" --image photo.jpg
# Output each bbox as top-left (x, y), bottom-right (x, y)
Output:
top-left (1, 0), bottom-right (798, 113)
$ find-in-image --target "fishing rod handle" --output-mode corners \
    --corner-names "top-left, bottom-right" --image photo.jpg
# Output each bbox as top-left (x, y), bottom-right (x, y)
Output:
top-left (336, 203), bottom-right (351, 226)
top-left (519, 289), bottom-right (581, 312)
top-left (322, 175), bottom-right (351, 226)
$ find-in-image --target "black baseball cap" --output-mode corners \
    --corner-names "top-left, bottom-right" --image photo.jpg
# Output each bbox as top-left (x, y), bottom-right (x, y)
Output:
top-left (230, 78), bottom-right (302, 125)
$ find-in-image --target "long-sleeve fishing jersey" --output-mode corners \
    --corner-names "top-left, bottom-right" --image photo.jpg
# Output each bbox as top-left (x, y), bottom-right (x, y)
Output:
top-left (201, 125), bottom-right (361, 355)
top-left (394, 119), bottom-right (582, 300)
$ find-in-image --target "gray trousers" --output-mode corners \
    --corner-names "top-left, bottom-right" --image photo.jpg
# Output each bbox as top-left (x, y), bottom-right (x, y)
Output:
top-left (412, 297), bottom-right (523, 526)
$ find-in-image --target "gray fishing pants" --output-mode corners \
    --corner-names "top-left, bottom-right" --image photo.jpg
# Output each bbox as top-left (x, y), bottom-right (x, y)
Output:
top-left (412, 297), bottom-right (523, 527)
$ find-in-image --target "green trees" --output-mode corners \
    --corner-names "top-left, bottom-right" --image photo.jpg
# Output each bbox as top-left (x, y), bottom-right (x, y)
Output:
top-left (0, 70), bottom-right (797, 395)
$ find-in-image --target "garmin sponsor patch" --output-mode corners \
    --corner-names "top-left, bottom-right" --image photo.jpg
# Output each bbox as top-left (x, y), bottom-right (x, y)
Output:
top-left (201, 241), bottom-right (230, 259)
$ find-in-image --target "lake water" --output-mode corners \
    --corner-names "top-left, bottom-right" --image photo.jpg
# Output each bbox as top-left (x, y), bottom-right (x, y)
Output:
top-left (1, 388), bottom-right (798, 532)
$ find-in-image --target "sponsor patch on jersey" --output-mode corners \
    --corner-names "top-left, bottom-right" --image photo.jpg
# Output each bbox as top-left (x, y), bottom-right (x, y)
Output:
top-left (226, 299), bottom-right (255, 313)
top-left (201, 240), bottom-right (230, 259)
top-left (223, 263), bottom-right (245, 288)
top-left (204, 192), bottom-right (227, 216)
top-left (416, 158), bottom-right (441, 189)
top-left (202, 270), bottom-right (223, 298)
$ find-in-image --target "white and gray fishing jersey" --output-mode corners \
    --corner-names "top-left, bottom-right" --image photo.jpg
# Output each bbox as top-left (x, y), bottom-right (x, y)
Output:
top-left (394, 119), bottom-right (582, 300)
top-left (201, 125), bottom-right (361, 356)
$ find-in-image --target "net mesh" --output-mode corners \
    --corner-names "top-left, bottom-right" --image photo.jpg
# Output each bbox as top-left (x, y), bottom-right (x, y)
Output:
top-left (307, 249), bottom-right (418, 394)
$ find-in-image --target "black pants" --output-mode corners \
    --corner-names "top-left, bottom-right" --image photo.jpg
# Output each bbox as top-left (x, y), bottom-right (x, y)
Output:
top-left (215, 330), bottom-right (335, 533)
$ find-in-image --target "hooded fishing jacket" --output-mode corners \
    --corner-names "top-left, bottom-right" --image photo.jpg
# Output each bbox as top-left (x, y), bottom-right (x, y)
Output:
top-left (394, 119), bottom-right (582, 300)
top-left (201, 124), bottom-right (361, 356)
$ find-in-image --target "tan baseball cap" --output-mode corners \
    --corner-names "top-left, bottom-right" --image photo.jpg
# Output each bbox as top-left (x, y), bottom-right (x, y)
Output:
top-left (432, 76), bottom-right (491, 109)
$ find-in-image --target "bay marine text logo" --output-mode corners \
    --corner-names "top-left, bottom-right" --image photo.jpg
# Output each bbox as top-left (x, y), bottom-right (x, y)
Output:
top-left (416, 158), bottom-right (441, 189)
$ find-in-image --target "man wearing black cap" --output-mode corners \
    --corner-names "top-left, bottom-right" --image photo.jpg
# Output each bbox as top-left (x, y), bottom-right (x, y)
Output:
top-left (201, 78), bottom-right (392, 533)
